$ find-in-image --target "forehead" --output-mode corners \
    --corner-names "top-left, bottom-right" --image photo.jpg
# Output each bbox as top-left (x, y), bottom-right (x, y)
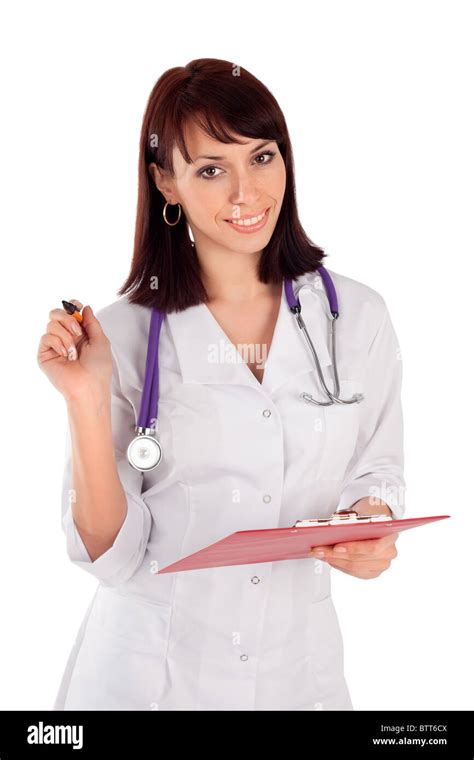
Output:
top-left (172, 121), bottom-right (265, 169)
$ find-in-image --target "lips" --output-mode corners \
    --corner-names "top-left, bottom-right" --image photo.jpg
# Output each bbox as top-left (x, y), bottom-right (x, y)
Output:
top-left (224, 207), bottom-right (271, 234)
top-left (225, 208), bottom-right (268, 222)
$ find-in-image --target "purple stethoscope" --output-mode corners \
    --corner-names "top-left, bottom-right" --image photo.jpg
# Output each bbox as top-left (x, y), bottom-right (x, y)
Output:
top-left (127, 265), bottom-right (364, 472)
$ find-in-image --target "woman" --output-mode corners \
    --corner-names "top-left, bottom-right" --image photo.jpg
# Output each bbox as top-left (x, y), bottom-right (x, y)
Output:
top-left (38, 58), bottom-right (405, 711)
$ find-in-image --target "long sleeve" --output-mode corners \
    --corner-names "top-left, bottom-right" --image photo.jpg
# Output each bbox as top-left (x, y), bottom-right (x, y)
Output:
top-left (335, 299), bottom-right (406, 519)
top-left (60, 345), bottom-right (153, 586)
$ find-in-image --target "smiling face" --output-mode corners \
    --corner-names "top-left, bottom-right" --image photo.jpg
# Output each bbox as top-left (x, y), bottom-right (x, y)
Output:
top-left (149, 120), bottom-right (287, 257)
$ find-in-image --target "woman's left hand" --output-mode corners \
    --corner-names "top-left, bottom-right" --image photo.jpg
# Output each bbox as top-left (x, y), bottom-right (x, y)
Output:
top-left (308, 498), bottom-right (399, 579)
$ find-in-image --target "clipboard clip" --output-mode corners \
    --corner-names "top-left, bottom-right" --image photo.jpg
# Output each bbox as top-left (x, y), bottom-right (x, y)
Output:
top-left (293, 507), bottom-right (393, 528)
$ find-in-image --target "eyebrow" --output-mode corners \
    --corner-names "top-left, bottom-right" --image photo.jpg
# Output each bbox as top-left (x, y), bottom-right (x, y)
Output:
top-left (192, 140), bottom-right (275, 163)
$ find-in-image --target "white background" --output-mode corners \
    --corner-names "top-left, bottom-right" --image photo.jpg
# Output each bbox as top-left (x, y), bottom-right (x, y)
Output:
top-left (0, 0), bottom-right (472, 710)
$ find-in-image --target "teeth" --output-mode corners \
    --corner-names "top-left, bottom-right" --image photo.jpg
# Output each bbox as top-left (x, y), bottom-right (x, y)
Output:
top-left (228, 210), bottom-right (266, 226)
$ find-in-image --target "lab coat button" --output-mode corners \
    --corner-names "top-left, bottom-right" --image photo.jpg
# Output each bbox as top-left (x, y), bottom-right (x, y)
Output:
top-left (240, 654), bottom-right (249, 661)
top-left (262, 494), bottom-right (272, 503)
top-left (262, 409), bottom-right (272, 418)
top-left (251, 576), bottom-right (260, 584)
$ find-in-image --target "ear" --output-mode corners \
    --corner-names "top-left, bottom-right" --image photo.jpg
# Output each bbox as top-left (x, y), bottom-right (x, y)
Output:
top-left (148, 162), bottom-right (176, 202)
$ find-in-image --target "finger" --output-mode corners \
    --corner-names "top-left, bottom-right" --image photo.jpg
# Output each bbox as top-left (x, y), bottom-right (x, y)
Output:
top-left (68, 298), bottom-right (84, 311)
top-left (321, 549), bottom-right (397, 566)
top-left (48, 308), bottom-right (84, 338)
top-left (79, 304), bottom-right (105, 340)
top-left (326, 554), bottom-right (386, 568)
top-left (46, 319), bottom-right (81, 355)
top-left (46, 322), bottom-right (80, 360)
top-left (326, 561), bottom-right (383, 579)
top-left (330, 534), bottom-right (399, 558)
top-left (310, 535), bottom-right (398, 560)
top-left (309, 544), bottom-right (334, 557)
top-left (333, 542), bottom-right (398, 562)
top-left (38, 333), bottom-right (69, 360)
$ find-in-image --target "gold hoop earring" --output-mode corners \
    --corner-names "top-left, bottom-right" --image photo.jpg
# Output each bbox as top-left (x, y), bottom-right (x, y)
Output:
top-left (163, 201), bottom-right (182, 226)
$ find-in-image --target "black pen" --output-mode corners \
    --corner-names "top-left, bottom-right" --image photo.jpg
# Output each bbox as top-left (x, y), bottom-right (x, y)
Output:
top-left (62, 300), bottom-right (83, 324)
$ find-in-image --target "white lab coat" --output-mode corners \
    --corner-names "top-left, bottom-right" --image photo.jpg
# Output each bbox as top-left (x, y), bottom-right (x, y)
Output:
top-left (53, 267), bottom-right (405, 711)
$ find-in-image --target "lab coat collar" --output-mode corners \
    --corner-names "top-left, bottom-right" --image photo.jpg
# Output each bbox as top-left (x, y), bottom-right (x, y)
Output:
top-left (165, 269), bottom-right (333, 396)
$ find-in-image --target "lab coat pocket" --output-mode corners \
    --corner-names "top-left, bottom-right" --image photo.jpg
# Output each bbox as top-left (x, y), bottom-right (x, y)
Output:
top-left (316, 379), bottom-right (363, 480)
top-left (307, 595), bottom-right (348, 708)
top-left (65, 586), bottom-right (171, 710)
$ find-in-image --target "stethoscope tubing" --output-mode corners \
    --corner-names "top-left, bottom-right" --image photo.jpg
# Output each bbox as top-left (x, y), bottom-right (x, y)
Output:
top-left (136, 265), bottom-right (364, 434)
top-left (137, 308), bottom-right (163, 429)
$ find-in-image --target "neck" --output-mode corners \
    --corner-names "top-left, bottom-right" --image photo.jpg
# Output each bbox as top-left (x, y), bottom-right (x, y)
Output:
top-left (196, 246), bottom-right (280, 305)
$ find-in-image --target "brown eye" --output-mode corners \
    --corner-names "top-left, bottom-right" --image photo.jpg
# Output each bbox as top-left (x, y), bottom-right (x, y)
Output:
top-left (254, 150), bottom-right (276, 165)
top-left (199, 166), bottom-right (223, 180)
top-left (197, 150), bottom-right (276, 181)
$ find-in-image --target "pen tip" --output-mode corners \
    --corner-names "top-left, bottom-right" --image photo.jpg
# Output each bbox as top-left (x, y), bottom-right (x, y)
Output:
top-left (62, 299), bottom-right (76, 314)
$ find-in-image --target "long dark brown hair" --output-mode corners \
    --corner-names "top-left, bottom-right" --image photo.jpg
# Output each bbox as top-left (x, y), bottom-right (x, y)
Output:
top-left (118, 58), bottom-right (327, 312)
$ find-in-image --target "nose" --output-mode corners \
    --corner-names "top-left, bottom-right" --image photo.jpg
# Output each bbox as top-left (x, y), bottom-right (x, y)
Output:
top-left (228, 169), bottom-right (262, 207)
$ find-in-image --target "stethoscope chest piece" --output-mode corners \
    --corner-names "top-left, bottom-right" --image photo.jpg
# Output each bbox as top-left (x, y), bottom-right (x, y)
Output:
top-left (127, 428), bottom-right (163, 472)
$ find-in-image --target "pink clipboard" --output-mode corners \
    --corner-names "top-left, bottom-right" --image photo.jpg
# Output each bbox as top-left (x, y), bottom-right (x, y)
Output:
top-left (155, 514), bottom-right (450, 574)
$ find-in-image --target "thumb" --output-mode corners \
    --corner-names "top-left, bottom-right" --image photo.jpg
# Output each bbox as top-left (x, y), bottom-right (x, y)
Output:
top-left (81, 305), bottom-right (105, 339)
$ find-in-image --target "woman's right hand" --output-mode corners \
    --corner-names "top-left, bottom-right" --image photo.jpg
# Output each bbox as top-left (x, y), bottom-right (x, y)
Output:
top-left (37, 299), bottom-right (113, 403)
